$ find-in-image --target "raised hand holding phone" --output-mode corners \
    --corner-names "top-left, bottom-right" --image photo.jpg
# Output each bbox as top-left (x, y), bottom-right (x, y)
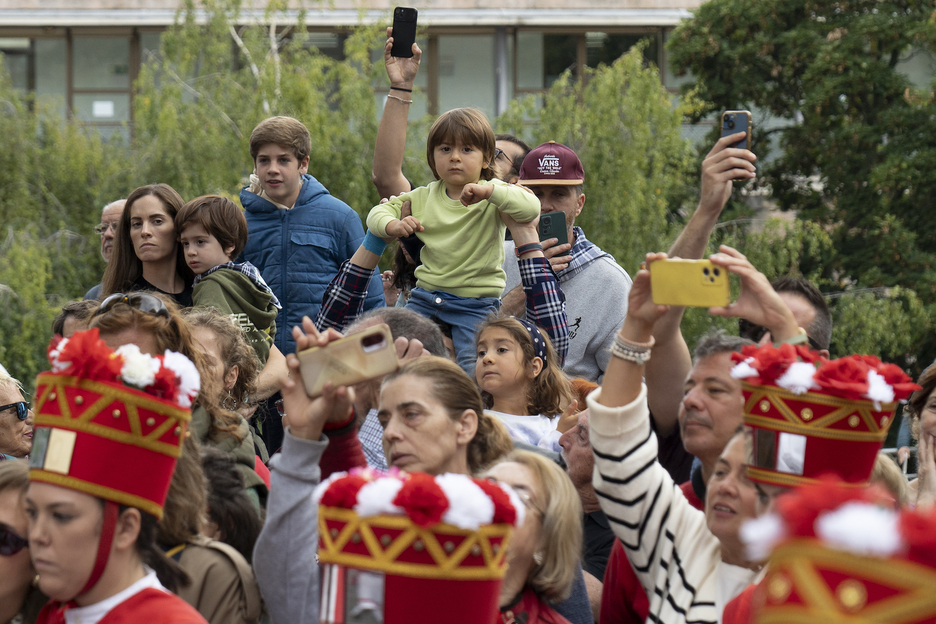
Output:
top-left (390, 7), bottom-right (418, 58)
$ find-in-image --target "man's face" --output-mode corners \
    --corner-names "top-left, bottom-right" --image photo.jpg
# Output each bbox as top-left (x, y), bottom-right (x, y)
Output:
top-left (522, 184), bottom-right (584, 240)
top-left (99, 200), bottom-right (125, 262)
top-left (494, 140), bottom-right (527, 183)
top-left (558, 410), bottom-right (593, 489)
top-left (678, 351), bottom-right (745, 467)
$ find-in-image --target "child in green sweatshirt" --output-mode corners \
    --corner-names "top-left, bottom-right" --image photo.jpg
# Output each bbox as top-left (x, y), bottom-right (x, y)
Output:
top-left (366, 108), bottom-right (540, 372)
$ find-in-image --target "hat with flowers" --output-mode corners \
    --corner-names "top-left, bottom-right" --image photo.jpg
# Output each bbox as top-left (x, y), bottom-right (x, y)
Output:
top-left (29, 328), bottom-right (199, 519)
top-left (315, 468), bottom-right (524, 624)
top-left (730, 343), bottom-right (919, 487)
top-left (742, 478), bottom-right (936, 623)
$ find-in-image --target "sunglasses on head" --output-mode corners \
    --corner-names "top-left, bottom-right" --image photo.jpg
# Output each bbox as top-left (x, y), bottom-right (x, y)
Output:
top-left (0, 524), bottom-right (28, 556)
top-left (0, 401), bottom-right (30, 421)
top-left (738, 318), bottom-right (822, 351)
top-left (94, 292), bottom-right (170, 319)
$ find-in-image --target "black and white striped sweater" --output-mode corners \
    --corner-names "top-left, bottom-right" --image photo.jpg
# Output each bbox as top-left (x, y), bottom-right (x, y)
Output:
top-left (587, 385), bottom-right (756, 624)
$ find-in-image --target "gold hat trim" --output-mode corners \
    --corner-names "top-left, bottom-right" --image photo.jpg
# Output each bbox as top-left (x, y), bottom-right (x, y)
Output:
top-left (35, 375), bottom-right (189, 458)
top-left (745, 467), bottom-right (867, 489)
top-left (29, 470), bottom-right (164, 519)
top-left (742, 383), bottom-right (893, 443)
top-left (757, 540), bottom-right (936, 624)
top-left (318, 506), bottom-right (511, 580)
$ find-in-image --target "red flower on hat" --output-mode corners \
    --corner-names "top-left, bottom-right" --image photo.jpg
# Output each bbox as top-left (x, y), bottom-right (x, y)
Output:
top-left (474, 478), bottom-right (518, 526)
top-left (145, 364), bottom-right (180, 404)
top-left (55, 328), bottom-right (124, 383)
top-left (813, 355), bottom-right (871, 401)
top-left (393, 473), bottom-right (449, 528)
top-left (898, 508), bottom-right (936, 567)
top-left (873, 362), bottom-right (920, 401)
top-left (776, 476), bottom-right (875, 538)
top-left (321, 475), bottom-right (369, 509)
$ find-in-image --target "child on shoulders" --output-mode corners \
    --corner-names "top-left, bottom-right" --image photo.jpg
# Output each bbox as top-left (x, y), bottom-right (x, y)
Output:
top-left (366, 108), bottom-right (540, 372)
top-left (176, 195), bottom-right (280, 366)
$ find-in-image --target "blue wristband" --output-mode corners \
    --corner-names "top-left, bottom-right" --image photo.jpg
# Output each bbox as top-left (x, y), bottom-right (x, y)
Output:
top-left (363, 231), bottom-right (388, 256)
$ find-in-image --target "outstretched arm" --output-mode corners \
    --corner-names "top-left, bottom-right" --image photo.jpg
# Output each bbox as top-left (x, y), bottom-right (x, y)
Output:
top-left (373, 28), bottom-right (422, 199)
top-left (645, 133), bottom-right (757, 436)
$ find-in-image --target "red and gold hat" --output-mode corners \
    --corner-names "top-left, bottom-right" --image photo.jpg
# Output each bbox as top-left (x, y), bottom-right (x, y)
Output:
top-left (315, 469), bottom-right (523, 624)
top-left (29, 328), bottom-right (200, 519)
top-left (730, 344), bottom-right (919, 487)
top-left (743, 479), bottom-right (936, 623)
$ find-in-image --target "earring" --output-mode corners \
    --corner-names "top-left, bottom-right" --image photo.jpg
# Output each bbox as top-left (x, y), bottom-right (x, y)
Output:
top-left (221, 391), bottom-right (237, 411)
top-left (533, 551), bottom-right (543, 566)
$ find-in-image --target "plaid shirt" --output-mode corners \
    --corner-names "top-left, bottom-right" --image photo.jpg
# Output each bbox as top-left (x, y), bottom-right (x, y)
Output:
top-left (358, 408), bottom-right (388, 470)
top-left (193, 261), bottom-right (282, 309)
top-left (519, 256), bottom-right (569, 365)
top-left (314, 260), bottom-right (375, 332)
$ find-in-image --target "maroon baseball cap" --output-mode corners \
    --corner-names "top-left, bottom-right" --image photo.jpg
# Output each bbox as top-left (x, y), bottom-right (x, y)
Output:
top-left (518, 141), bottom-right (584, 186)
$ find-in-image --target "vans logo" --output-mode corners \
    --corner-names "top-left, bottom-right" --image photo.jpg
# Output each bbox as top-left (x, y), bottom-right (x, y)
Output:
top-left (538, 154), bottom-right (562, 176)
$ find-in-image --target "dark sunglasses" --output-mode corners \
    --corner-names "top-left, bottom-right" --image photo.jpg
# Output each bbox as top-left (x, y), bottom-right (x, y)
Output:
top-left (738, 318), bottom-right (822, 351)
top-left (0, 401), bottom-right (30, 421)
top-left (94, 292), bottom-right (170, 319)
top-left (0, 524), bottom-right (28, 556)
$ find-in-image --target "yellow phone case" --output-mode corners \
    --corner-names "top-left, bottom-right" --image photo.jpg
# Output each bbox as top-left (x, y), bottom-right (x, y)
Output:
top-left (649, 259), bottom-right (730, 308)
top-left (297, 323), bottom-right (399, 398)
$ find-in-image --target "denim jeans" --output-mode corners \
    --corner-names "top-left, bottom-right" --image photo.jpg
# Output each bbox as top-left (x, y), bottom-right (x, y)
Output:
top-left (405, 287), bottom-right (501, 376)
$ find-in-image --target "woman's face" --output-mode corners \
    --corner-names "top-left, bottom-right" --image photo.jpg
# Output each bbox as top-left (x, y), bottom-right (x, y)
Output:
top-left (25, 482), bottom-right (102, 602)
top-left (99, 326), bottom-right (160, 357)
top-left (0, 487), bottom-right (33, 609)
top-left (0, 384), bottom-right (33, 458)
top-left (919, 388), bottom-right (936, 438)
top-left (705, 434), bottom-right (759, 546)
top-left (129, 195), bottom-right (177, 265)
top-left (486, 461), bottom-right (544, 583)
top-left (378, 374), bottom-right (474, 475)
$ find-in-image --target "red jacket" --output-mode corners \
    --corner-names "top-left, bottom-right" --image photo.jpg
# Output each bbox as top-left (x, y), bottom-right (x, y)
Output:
top-left (37, 588), bottom-right (208, 624)
top-left (599, 481), bottom-right (704, 624)
top-left (499, 587), bottom-right (574, 624)
top-left (722, 579), bottom-right (758, 624)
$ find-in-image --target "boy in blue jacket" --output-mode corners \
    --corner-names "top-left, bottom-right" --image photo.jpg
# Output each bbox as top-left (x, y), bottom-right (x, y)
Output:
top-left (240, 116), bottom-right (384, 357)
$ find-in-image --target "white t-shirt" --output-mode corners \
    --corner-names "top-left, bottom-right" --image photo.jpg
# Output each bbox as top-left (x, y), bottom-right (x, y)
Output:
top-left (65, 570), bottom-right (166, 624)
top-left (487, 410), bottom-right (562, 453)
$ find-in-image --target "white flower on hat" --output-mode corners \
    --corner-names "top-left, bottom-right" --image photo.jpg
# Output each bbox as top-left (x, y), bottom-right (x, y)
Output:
top-left (776, 361), bottom-right (821, 395)
top-left (436, 474), bottom-right (495, 530)
top-left (741, 513), bottom-right (787, 562)
top-left (730, 358), bottom-right (758, 380)
top-left (865, 370), bottom-right (895, 411)
top-left (162, 350), bottom-right (201, 408)
top-left (313, 471), bottom-right (349, 507)
top-left (355, 477), bottom-right (405, 518)
top-left (115, 344), bottom-right (160, 388)
top-left (816, 502), bottom-right (903, 557)
top-left (49, 337), bottom-right (71, 372)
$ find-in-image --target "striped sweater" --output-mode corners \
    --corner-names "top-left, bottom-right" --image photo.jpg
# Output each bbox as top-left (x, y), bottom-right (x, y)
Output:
top-left (587, 385), bottom-right (756, 624)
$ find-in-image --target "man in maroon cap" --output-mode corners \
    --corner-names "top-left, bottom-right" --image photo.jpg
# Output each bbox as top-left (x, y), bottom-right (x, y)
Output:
top-left (501, 141), bottom-right (633, 383)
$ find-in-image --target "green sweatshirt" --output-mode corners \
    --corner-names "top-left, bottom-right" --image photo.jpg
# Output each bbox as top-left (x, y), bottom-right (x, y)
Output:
top-left (366, 178), bottom-right (540, 298)
top-left (192, 268), bottom-right (277, 365)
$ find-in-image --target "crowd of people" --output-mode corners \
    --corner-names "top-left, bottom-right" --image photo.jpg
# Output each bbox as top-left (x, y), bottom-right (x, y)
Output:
top-left (1, 29), bottom-right (935, 624)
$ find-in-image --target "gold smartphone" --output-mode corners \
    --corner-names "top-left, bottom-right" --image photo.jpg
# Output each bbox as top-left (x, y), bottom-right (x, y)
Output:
top-left (297, 324), bottom-right (399, 397)
top-left (649, 259), bottom-right (730, 307)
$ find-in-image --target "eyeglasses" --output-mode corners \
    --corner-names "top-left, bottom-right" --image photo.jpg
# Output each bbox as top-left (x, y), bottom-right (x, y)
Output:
top-left (0, 525), bottom-right (28, 556)
top-left (94, 292), bottom-right (170, 319)
top-left (738, 318), bottom-right (822, 352)
top-left (0, 402), bottom-right (30, 421)
top-left (94, 221), bottom-right (119, 235)
top-left (493, 148), bottom-right (508, 163)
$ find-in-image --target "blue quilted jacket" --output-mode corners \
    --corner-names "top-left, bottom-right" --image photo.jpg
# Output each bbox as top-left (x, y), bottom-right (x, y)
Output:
top-left (240, 174), bottom-right (384, 355)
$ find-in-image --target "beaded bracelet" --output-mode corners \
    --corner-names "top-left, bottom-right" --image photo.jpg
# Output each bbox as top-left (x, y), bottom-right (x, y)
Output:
top-left (387, 94), bottom-right (413, 104)
top-left (610, 334), bottom-right (655, 365)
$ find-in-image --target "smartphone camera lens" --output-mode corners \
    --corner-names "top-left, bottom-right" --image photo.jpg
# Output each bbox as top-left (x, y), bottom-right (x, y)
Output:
top-left (713, 268), bottom-right (720, 276)
top-left (703, 267), bottom-right (710, 276)
top-left (726, 116), bottom-right (735, 129)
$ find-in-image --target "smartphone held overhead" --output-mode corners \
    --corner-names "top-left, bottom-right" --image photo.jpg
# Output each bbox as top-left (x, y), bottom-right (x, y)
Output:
top-left (721, 110), bottom-right (752, 150)
top-left (390, 7), bottom-right (418, 58)
top-left (297, 324), bottom-right (400, 397)
top-left (649, 259), bottom-right (730, 308)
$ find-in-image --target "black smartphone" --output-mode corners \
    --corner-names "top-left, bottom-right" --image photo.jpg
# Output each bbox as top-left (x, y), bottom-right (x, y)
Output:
top-left (390, 7), bottom-right (418, 58)
top-left (538, 212), bottom-right (568, 247)
top-left (721, 110), bottom-right (752, 150)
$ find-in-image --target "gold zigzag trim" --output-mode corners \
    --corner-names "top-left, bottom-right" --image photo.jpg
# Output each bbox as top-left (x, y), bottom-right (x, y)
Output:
top-left (757, 541), bottom-right (936, 624)
top-left (742, 383), bottom-right (892, 442)
top-left (744, 468), bottom-right (866, 489)
top-left (318, 507), bottom-right (511, 580)
top-left (34, 375), bottom-right (188, 457)
top-left (29, 470), bottom-right (164, 519)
